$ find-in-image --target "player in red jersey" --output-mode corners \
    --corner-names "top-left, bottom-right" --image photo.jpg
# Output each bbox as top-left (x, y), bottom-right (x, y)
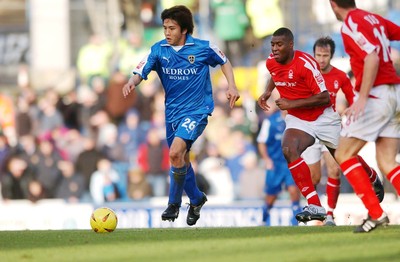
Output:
top-left (329, 0), bottom-right (400, 233)
top-left (258, 27), bottom-right (342, 223)
top-left (302, 36), bottom-right (384, 226)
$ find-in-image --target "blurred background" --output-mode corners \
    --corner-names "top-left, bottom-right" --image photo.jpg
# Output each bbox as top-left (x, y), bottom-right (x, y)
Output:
top-left (0, 0), bottom-right (399, 230)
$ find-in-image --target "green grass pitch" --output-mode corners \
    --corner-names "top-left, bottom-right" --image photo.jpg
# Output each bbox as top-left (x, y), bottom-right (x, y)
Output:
top-left (1, 226), bottom-right (400, 262)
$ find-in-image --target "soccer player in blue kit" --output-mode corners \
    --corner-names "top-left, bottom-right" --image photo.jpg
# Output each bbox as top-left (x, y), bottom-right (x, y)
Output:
top-left (122, 5), bottom-right (240, 226)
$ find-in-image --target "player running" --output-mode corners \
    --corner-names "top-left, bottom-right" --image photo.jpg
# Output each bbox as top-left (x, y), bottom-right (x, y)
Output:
top-left (258, 27), bottom-right (342, 223)
top-left (301, 36), bottom-right (384, 226)
top-left (329, 0), bottom-right (400, 233)
top-left (122, 5), bottom-right (240, 226)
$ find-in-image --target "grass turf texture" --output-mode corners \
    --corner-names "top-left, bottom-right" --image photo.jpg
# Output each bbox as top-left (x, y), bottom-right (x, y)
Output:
top-left (1, 226), bottom-right (400, 262)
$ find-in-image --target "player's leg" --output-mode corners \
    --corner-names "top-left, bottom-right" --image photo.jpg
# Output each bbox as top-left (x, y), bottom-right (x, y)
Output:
top-left (162, 136), bottom-right (187, 221)
top-left (375, 137), bottom-right (400, 195)
top-left (282, 128), bottom-right (326, 222)
top-left (185, 159), bottom-right (208, 226)
top-left (337, 85), bottom-right (397, 232)
top-left (335, 137), bottom-right (388, 232)
top-left (185, 161), bottom-right (205, 203)
top-left (357, 155), bottom-right (384, 202)
top-left (377, 84), bottom-right (400, 195)
top-left (287, 186), bottom-right (301, 226)
top-left (374, 85), bottom-right (400, 195)
top-left (292, 106), bottom-right (342, 223)
top-left (322, 150), bottom-right (341, 226)
top-left (284, 168), bottom-right (301, 226)
top-left (302, 142), bottom-right (323, 185)
top-left (263, 194), bottom-right (278, 226)
top-left (308, 161), bottom-right (322, 185)
top-left (263, 166), bottom-right (282, 226)
top-left (180, 115), bottom-right (209, 226)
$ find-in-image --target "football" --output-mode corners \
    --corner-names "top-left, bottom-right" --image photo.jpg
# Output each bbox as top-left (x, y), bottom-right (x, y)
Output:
top-left (90, 207), bottom-right (118, 233)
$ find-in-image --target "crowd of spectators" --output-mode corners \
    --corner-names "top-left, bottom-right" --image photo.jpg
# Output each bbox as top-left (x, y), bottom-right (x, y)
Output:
top-left (0, 68), bottom-right (270, 205)
top-left (2, 1), bottom-right (399, 206)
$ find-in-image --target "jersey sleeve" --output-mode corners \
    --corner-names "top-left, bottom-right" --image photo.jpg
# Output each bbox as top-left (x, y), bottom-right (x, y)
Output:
top-left (207, 43), bottom-right (227, 67)
top-left (385, 18), bottom-right (400, 41)
top-left (342, 16), bottom-right (377, 59)
top-left (132, 49), bottom-right (154, 80)
top-left (299, 54), bottom-right (327, 94)
top-left (256, 119), bottom-right (271, 143)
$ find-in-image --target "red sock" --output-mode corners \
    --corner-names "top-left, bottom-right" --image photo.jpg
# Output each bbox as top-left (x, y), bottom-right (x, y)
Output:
top-left (341, 157), bottom-right (383, 219)
top-left (326, 177), bottom-right (340, 216)
top-left (288, 158), bottom-right (321, 206)
top-left (387, 166), bottom-right (400, 195)
top-left (357, 155), bottom-right (377, 183)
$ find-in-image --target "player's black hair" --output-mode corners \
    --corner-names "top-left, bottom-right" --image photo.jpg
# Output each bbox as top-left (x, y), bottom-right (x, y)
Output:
top-left (161, 5), bottom-right (194, 35)
top-left (272, 27), bottom-right (294, 42)
top-left (313, 36), bottom-right (336, 58)
top-left (330, 0), bottom-right (356, 8)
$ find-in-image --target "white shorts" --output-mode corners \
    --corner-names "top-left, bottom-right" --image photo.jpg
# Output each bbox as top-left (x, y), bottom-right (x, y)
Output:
top-left (302, 139), bottom-right (329, 165)
top-left (341, 84), bottom-right (400, 141)
top-left (285, 106), bottom-right (341, 149)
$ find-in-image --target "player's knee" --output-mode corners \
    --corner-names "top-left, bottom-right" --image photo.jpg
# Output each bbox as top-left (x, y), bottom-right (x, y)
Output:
top-left (169, 149), bottom-right (183, 166)
top-left (328, 165), bottom-right (341, 179)
top-left (282, 146), bottom-right (298, 162)
top-left (282, 146), bottom-right (290, 159)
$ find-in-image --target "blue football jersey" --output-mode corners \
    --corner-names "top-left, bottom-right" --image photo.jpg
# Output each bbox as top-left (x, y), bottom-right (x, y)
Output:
top-left (133, 34), bottom-right (227, 123)
top-left (256, 111), bottom-right (286, 162)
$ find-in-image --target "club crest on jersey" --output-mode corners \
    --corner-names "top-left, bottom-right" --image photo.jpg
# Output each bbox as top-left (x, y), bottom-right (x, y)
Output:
top-left (188, 55), bottom-right (195, 64)
top-left (334, 80), bottom-right (339, 89)
top-left (288, 69), bottom-right (294, 79)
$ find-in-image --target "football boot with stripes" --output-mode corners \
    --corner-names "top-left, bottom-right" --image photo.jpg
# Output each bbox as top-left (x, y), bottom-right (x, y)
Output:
top-left (354, 213), bottom-right (389, 233)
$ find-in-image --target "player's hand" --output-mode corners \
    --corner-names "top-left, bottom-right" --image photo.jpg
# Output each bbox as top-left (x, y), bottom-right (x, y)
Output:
top-left (275, 98), bottom-right (290, 110)
top-left (257, 91), bottom-right (271, 111)
top-left (122, 79), bottom-right (136, 98)
top-left (344, 97), bottom-right (366, 122)
top-left (226, 88), bottom-right (240, 109)
top-left (264, 157), bottom-right (274, 170)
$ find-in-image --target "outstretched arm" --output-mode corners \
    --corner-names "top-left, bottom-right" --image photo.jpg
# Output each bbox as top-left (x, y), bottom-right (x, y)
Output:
top-left (220, 60), bottom-right (240, 108)
top-left (122, 74), bottom-right (143, 98)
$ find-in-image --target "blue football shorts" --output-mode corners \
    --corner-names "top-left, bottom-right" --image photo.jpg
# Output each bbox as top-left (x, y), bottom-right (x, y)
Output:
top-left (265, 161), bottom-right (295, 195)
top-left (166, 114), bottom-right (209, 149)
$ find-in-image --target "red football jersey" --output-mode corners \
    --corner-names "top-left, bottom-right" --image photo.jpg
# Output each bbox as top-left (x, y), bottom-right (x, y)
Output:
top-left (342, 8), bottom-right (400, 91)
top-left (323, 66), bottom-right (354, 111)
top-left (266, 50), bottom-right (330, 121)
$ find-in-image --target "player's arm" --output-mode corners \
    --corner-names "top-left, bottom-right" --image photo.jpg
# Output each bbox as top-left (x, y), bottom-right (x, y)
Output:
top-left (220, 60), bottom-right (240, 108)
top-left (256, 120), bottom-right (273, 170)
top-left (275, 90), bottom-right (330, 110)
top-left (258, 77), bottom-right (275, 111)
top-left (258, 142), bottom-right (273, 170)
top-left (122, 74), bottom-right (143, 98)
